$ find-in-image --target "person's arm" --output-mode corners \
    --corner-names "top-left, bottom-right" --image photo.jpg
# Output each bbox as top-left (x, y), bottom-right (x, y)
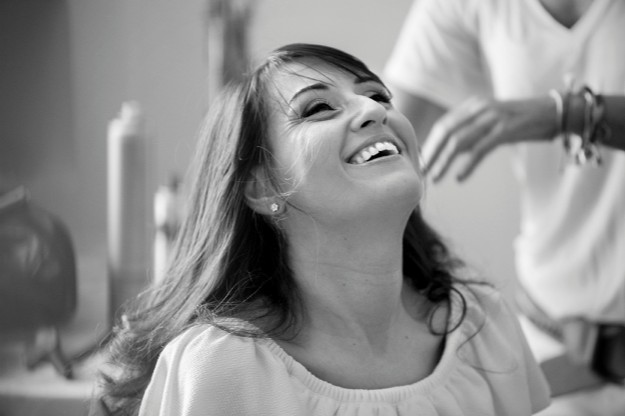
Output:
top-left (421, 96), bottom-right (556, 182)
top-left (392, 84), bottom-right (556, 182)
top-left (596, 96), bottom-right (625, 153)
top-left (421, 92), bottom-right (625, 183)
top-left (138, 326), bottom-right (302, 416)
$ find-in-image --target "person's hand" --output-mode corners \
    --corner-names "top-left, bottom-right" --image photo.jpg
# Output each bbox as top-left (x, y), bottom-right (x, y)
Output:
top-left (422, 96), bottom-right (556, 182)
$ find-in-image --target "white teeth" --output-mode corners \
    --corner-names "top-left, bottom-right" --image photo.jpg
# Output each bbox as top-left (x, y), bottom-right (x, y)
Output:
top-left (349, 141), bottom-right (399, 164)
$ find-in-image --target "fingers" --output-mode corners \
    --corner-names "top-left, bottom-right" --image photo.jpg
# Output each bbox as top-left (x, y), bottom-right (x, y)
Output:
top-left (422, 97), bottom-right (490, 173)
top-left (422, 97), bottom-right (554, 182)
top-left (425, 99), bottom-right (499, 182)
top-left (455, 121), bottom-right (502, 181)
top-left (426, 127), bottom-right (459, 181)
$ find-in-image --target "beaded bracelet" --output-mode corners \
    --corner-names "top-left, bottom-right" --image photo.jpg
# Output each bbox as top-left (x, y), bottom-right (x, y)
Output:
top-left (591, 92), bottom-right (611, 151)
top-left (577, 86), bottom-right (601, 164)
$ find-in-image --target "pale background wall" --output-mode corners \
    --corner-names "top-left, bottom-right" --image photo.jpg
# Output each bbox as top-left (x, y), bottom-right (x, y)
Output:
top-left (2, 0), bottom-right (520, 337)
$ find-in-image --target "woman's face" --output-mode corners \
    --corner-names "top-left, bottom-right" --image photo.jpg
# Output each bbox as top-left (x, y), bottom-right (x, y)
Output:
top-left (265, 60), bottom-right (423, 224)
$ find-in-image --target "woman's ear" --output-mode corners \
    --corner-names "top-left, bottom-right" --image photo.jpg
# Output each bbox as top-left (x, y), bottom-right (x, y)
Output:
top-left (244, 167), bottom-right (281, 216)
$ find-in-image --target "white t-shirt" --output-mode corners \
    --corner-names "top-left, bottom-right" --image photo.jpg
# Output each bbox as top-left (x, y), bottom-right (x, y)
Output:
top-left (385, 0), bottom-right (625, 322)
top-left (139, 285), bottom-right (549, 416)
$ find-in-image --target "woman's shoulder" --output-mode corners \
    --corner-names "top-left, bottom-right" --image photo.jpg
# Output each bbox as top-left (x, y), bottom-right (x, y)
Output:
top-left (165, 323), bottom-right (242, 350)
top-left (448, 282), bottom-right (551, 414)
top-left (160, 322), bottom-right (273, 368)
top-left (451, 282), bottom-right (524, 348)
top-left (454, 281), bottom-right (508, 317)
top-left (451, 281), bottom-right (536, 371)
top-left (141, 324), bottom-right (305, 414)
top-left (150, 325), bottom-right (288, 392)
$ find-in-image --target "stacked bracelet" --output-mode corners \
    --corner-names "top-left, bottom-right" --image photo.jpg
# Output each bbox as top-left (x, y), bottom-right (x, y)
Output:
top-left (549, 79), bottom-right (609, 166)
top-left (578, 86), bottom-right (603, 164)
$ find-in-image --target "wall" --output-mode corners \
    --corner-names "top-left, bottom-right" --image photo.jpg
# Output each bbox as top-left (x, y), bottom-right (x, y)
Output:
top-left (1, 0), bottom-right (209, 350)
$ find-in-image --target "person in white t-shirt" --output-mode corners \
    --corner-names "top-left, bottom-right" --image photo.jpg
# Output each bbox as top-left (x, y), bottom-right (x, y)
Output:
top-left (92, 43), bottom-right (550, 416)
top-left (385, 0), bottom-right (625, 415)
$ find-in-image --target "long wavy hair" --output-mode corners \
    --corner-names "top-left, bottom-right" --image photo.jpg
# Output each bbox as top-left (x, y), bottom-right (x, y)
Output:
top-left (96, 43), bottom-right (467, 415)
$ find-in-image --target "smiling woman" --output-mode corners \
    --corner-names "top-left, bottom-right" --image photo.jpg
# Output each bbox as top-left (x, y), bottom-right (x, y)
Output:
top-left (94, 44), bottom-right (550, 416)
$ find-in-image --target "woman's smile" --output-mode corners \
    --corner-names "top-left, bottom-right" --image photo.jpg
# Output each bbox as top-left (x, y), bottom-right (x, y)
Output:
top-left (347, 138), bottom-right (401, 165)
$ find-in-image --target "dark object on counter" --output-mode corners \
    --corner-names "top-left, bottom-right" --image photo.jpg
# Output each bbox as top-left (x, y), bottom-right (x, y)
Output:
top-left (0, 186), bottom-right (77, 378)
top-left (0, 186), bottom-right (76, 331)
top-left (0, 187), bottom-right (77, 378)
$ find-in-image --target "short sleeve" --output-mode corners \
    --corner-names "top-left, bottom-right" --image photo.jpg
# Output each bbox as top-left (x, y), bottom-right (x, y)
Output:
top-left (457, 286), bottom-right (551, 414)
top-left (384, 0), bottom-right (492, 107)
top-left (509, 304), bottom-right (553, 414)
top-left (138, 325), bottom-right (304, 416)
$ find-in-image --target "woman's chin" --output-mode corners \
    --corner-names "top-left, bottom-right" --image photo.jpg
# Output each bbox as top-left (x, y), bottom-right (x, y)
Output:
top-left (382, 170), bottom-right (424, 207)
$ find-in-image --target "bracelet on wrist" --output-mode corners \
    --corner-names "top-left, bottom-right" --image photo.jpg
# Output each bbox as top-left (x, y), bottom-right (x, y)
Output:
top-left (552, 78), bottom-right (608, 166)
top-left (548, 89), bottom-right (564, 136)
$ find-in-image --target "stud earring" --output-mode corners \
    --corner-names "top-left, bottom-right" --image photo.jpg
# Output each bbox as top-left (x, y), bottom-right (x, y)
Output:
top-left (270, 202), bottom-right (279, 213)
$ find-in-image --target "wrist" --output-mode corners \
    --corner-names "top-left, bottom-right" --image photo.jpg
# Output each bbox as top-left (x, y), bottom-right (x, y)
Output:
top-left (529, 96), bottom-right (560, 140)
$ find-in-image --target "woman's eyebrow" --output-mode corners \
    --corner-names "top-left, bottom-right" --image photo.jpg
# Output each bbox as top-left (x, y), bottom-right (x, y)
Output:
top-left (288, 83), bottom-right (329, 105)
top-left (287, 76), bottom-right (383, 105)
top-left (355, 75), bottom-right (380, 85)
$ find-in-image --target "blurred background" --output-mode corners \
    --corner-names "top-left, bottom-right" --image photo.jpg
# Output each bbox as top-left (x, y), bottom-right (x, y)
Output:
top-left (0, 0), bottom-right (520, 413)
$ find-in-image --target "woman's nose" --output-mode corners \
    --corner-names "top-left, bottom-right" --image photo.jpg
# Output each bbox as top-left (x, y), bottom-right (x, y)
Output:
top-left (349, 96), bottom-right (388, 131)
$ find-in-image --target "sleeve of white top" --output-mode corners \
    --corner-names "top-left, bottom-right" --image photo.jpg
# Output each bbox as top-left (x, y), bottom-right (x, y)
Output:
top-left (138, 325), bottom-right (301, 416)
top-left (472, 286), bottom-right (552, 414)
top-left (384, 0), bottom-right (492, 108)
top-left (509, 303), bottom-right (552, 414)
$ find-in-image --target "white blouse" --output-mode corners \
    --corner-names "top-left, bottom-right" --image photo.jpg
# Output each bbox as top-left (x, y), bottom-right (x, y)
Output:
top-left (139, 285), bottom-right (550, 415)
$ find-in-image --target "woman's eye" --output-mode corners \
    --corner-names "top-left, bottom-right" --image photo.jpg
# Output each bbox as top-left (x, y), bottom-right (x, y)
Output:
top-left (302, 101), bottom-right (334, 118)
top-left (369, 91), bottom-right (392, 104)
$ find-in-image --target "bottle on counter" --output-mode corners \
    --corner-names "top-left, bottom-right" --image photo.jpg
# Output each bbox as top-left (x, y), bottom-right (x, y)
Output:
top-left (107, 102), bottom-right (149, 324)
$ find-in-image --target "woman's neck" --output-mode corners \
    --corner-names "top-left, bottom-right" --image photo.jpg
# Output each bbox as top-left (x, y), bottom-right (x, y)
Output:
top-left (276, 227), bottom-right (444, 389)
top-left (268, 206), bottom-right (450, 389)
top-left (295, 259), bottom-right (405, 338)
top-left (284, 216), bottom-right (424, 348)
